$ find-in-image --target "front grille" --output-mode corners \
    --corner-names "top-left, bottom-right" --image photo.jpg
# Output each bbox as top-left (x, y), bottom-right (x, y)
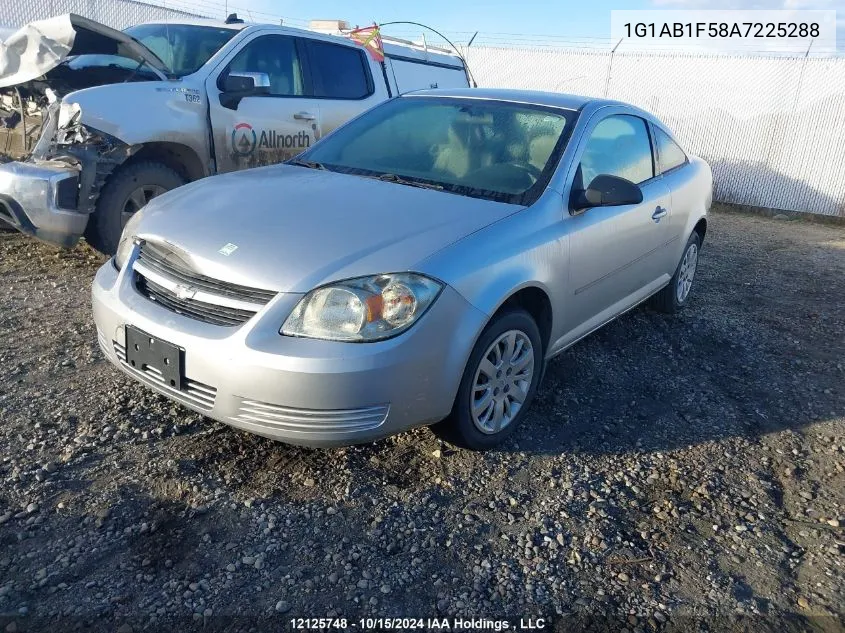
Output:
top-left (137, 242), bottom-right (277, 304)
top-left (137, 276), bottom-right (256, 327)
top-left (133, 242), bottom-right (277, 327)
top-left (113, 340), bottom-right (217, 411)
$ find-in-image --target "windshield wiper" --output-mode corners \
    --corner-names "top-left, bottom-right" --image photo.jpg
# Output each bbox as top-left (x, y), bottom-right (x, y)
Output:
top-left (374, 173), bottom-right (443, 191)
top-left (288, 159), bottom-right (327, 170)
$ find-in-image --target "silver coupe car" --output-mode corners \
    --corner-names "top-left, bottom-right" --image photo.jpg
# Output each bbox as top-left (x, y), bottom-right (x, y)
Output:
top-left (91, 88), bottom-right (712, 450)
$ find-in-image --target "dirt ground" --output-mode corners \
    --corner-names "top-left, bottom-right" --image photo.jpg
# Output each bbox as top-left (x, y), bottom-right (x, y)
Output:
top-left (0, 207), bottom-right (843, 633)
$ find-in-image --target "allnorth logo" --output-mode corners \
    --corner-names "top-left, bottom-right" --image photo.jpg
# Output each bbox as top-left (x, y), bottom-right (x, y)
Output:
top-left (232, 122), bottom-right (257, 156)
top-left (232, 122), bottom-right (311, 156)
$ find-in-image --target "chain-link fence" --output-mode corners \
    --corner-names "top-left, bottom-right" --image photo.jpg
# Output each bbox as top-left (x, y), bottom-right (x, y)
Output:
top-left (0, 0), bottom-right (202, 31)
top-left (2, 1), bottom-right (843, 215)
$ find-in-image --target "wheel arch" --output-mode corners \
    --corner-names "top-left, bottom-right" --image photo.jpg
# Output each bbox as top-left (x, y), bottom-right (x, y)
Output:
top-left (125, 141), bottom-right (208, 182)
top-left (486, 283), bottom-right (554, 356)
top-left (693, 216), bottom-right (707, 244)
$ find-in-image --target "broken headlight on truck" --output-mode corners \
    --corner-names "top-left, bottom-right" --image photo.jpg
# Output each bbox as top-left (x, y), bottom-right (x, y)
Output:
top-left (282, 273), bottom-right (443, 342)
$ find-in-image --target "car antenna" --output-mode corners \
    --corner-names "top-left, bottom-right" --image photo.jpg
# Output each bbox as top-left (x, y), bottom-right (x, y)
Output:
top-left (226, 13), bottom-right (245, 24)
top-left (377, 21), bottom-right (478, 88)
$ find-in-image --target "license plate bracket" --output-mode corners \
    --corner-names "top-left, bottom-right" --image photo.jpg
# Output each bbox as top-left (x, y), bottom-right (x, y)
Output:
top-left (125, 326), bottom-right (184, 390)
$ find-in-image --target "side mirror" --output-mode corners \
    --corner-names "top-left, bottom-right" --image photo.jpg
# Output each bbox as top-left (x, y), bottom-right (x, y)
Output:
top-left (219, 72), bottom-right (270, 110)
top-left (571, 174), bottom-right (643, 212)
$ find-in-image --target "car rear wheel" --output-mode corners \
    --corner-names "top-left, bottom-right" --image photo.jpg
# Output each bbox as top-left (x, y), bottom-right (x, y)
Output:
top-left (85, 161), bottom-right (184, 255)
top-left (433, 309), bottom-right (543, 450)
top-left (652, 231), bottom-right (701, 313)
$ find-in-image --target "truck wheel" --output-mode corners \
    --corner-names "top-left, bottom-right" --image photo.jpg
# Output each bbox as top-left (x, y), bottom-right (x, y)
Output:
top-left (86, 161), bottom-right (184, 254)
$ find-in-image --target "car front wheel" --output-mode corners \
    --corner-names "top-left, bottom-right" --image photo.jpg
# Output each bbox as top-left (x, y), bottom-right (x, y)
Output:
top-left (434, 309), bottom-right (543, 450)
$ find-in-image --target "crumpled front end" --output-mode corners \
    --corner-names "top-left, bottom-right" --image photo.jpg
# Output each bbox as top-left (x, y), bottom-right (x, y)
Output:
top-left (0, 95), bottom-right (134, 246)
top-left (0, 87), bottom-right (135, 246)
top-left (0, 13), bottom-right (165, 246)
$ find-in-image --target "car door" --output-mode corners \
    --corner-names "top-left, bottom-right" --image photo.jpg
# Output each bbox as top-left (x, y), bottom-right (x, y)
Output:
top-left (563, 112), bottom-right (673, 339)
top-left (300, 38), bottom-right (387, 138)
top-left (206, 33), bottom-right (319, 173)
top-left (651, 123), bottom-right (694, 272)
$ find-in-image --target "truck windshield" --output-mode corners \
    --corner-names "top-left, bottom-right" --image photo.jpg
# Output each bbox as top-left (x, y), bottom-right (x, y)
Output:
top-left (297, 97), bottom-right (575, 205)
top-left (123, 24), bottom-right (237, 77)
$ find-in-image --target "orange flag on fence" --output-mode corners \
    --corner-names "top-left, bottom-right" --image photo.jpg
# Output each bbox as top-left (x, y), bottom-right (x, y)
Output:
top-left (349, 24), bottom-right (384, 62)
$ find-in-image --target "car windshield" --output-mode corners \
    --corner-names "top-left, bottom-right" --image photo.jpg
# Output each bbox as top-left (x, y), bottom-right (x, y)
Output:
top-left (298, 97), bottom-right (575, 205)
top-left (123, 24), bottom-right (237, 77)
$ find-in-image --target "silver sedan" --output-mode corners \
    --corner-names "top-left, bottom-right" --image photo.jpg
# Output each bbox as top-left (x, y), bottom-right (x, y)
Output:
top-left (91, 88), bottom-right (712, 450)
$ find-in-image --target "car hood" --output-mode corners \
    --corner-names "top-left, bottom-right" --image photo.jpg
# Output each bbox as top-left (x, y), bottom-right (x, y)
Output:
top-left (0, 13), bottom-right (169, 88)
top-left (133, 165), bottom-right (523, 293)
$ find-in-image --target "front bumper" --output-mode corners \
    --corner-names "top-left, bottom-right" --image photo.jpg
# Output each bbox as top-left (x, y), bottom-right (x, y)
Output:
top-left (91, 256), bottom-right (488, 447)
top-left (0, 160), bottom-right (85, 247)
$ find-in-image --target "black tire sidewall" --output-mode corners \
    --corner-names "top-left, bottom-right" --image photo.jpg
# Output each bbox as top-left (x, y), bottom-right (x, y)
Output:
top-left (445, 309), bottom-right (543, 450)
top-left (86, 161), bottom-right (184, 255)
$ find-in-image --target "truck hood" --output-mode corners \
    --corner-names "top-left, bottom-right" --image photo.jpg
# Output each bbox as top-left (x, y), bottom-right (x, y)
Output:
top-left (134, 165), bottom-right (523, 293)
top-left (0, 13), bottom-right (169, 88)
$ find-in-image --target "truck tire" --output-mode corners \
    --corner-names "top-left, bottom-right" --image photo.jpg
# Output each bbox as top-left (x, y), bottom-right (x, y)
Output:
top-left (86, 161), bottom-right (184, 255)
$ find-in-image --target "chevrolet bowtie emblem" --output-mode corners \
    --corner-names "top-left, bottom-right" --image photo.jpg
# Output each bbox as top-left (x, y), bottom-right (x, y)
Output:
top-left (173, 284), bottom-right (198, 300)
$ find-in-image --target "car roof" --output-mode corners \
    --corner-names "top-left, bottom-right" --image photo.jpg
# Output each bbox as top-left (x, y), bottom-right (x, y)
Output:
top-left (405, 88), bottom-right (637, 114)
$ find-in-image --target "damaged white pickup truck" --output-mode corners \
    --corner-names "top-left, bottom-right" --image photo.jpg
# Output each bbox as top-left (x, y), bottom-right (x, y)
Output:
top-left (0, 14), bottom-right (468, 252)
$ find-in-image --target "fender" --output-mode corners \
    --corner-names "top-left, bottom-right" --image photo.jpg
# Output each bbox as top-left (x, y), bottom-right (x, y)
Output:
top-left (419, 189), bottom-right (568, 350)
top-left (61, 80), bottom-right (211, 176)
top-left (671, 156), bottom-right (712, 262)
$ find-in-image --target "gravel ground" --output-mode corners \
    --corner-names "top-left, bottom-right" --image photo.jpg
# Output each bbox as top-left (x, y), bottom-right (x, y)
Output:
top-left (0, 207), bottom-right (843, 633)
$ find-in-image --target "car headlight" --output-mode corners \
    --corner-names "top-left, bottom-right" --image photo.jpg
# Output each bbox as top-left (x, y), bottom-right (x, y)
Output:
top-left (282, 273), bottom-right (443, 342)
top-left (112, 211), bottom-right (144, 271)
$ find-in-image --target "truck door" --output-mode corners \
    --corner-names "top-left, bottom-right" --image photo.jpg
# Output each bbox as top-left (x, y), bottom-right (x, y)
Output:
top-left (206, 34), bottom-right (319, 173)
top-left (299, 38), bottom-right (388, 137)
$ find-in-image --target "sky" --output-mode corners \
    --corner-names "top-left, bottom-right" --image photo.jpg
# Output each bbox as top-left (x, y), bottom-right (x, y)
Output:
top-left (167, 0), bottom-right (843, 52)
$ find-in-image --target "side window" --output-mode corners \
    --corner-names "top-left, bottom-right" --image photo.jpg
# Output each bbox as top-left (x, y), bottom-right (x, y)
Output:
top-left (655, 126), bottom-right (688, 173)
top-left (226, 35), bottom-right (304, 97)
top-left (579, 114), bottom-right (654, 186)
top-left (306, 40), bottom-right (372, 99)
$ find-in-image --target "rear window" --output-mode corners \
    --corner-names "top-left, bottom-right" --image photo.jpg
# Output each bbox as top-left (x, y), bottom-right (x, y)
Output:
top-left (655, 126), bottom-right (688, 173)
top-left (306, 40), bottom-right (372, 99)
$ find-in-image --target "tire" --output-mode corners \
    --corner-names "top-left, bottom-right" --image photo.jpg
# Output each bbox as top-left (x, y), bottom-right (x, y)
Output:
top-left (85, 161), bottom-right (184, 254)
top-left (651, 231), bottom-right (701, 314)
top-left (433, 309), bottom-right (543, 450)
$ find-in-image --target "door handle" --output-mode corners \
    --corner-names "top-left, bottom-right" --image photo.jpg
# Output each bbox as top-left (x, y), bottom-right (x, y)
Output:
top-left (652, 206), bottom-right (668, 222)
top-left (293, 111), bottom-right (316, 121)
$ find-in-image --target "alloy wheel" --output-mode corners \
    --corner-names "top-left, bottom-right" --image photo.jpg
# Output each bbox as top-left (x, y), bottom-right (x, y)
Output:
top-left (470, 329), bottom-right (535, 434)
top-left (676, 242), bottom-right (698, 303)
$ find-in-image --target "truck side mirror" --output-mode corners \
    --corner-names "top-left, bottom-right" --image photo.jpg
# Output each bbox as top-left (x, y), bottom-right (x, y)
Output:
top-left (219, 72), bottom-right (271, 110)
